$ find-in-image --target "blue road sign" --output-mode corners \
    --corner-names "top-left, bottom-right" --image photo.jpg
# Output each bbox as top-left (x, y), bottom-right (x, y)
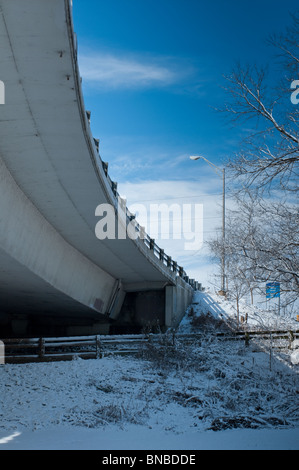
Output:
top-left (266, 282), bottom-right (280, 299)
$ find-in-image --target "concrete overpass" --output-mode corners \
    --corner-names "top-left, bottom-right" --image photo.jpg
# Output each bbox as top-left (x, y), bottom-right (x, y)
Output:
top-left (0, 0), bottom-right (197, 338)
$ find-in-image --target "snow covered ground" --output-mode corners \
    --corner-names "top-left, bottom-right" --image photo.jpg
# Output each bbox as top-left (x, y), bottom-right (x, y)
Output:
top-left (0, 291), bottom-right (298, 450)
top-left (181, 289), bottom-right (299, 333)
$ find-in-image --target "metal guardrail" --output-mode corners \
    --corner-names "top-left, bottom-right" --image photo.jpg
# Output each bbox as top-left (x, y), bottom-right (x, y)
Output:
top-left (97, 145), bottom-right (197, 287)
top-left (2, 336), bottom-right (98, 364)
top-left (65, 0), bottom-right (198, 292)
top-left (180, 330), bottom-right (299, 345)
top-left (2, 329), bottom-right (299, 364)
top-left (1, 334), bottom-right (155, 364)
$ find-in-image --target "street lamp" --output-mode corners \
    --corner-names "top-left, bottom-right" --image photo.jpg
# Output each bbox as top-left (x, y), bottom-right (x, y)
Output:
top-left (190, 155), bottom-right (226, 294)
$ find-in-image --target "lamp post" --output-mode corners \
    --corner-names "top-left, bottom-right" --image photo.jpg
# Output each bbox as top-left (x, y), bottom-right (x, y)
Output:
top-left (190, 155), bottom-right (226, 294)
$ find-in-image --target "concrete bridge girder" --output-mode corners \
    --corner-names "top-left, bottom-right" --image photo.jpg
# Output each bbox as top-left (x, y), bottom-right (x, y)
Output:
top-left (0, 0), bottom-right (195, 336)
top-left (0, 154), bottom-right (119, 316)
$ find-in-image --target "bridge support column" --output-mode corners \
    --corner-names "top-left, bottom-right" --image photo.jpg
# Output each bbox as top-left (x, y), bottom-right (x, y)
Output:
top-left (115, 280), bottom-right (194, 333)
top-left (165, 286), bottom-right (176, 328)
top-left (165, 279), bottom-right (194, 328)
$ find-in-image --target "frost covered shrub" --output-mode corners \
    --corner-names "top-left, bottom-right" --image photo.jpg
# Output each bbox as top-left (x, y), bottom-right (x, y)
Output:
top-left (63, 402), bottom-right (147, 428)
top-left (95, 404), bottom-right (145, 425)
top-left (190, 311), bottom-right (227, 330)
top-left (141, 332), bottom-right (205, 372)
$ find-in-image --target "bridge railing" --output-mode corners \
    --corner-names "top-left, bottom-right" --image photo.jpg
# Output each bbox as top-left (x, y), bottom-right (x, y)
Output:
top-left (92, 126), bottom-right (198, 289)
top-left (66, 0), bottom-right (198, 291)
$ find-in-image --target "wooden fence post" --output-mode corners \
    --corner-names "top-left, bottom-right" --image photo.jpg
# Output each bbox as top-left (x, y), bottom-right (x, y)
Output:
top-left (289, 331), bottom-right (294, 349)
top-left (96, 336), bottom-right (102, 358)
top-left (39, 338), bottom-right (45, 359)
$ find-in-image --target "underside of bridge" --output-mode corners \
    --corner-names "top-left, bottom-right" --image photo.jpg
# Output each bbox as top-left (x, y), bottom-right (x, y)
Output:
top-left (0, 0), bottom-right (195, 338)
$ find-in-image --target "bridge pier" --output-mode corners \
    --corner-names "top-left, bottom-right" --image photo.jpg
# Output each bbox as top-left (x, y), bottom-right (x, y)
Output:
top-left (165, 277), bottom-right (194, 328)
top-left (112, 279), bottom-right (194, 333)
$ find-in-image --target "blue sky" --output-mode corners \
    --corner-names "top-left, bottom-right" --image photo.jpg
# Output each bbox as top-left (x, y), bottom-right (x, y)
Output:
top-left (72, 0), bottom-right (298, 287)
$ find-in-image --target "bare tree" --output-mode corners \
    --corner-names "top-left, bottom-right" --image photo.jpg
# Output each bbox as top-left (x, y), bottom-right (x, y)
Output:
top-left (208, 192), bottom-right (299, 312)
top-left (209, 14), bottom-right (299, 315)
top-left (221, 13), bottom-right (299, 193)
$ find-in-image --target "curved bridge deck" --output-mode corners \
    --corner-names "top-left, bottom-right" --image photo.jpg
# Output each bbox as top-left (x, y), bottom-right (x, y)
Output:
top-left (0, 0), bottom-right (197, 337)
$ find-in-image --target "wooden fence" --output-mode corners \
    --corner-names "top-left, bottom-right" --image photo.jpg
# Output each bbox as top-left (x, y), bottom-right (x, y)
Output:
top-left (2, 336), bottom-right (98, 363)
top-left (1, 330), bottom-right (298, 364)
top-left (1, 334), bottom-right (151, 364)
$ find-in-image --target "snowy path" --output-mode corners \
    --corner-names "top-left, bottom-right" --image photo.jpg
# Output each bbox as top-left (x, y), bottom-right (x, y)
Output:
top-left (0, 425), bottom-right (298, 450)
top-left (180, 290), bottom-right (299, 333)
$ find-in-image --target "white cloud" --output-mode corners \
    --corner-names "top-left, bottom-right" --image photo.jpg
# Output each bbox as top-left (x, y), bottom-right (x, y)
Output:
top-left (118, 179), bottom-right (225, 287)
top-left (78, 51), bottom-right (189, 90)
